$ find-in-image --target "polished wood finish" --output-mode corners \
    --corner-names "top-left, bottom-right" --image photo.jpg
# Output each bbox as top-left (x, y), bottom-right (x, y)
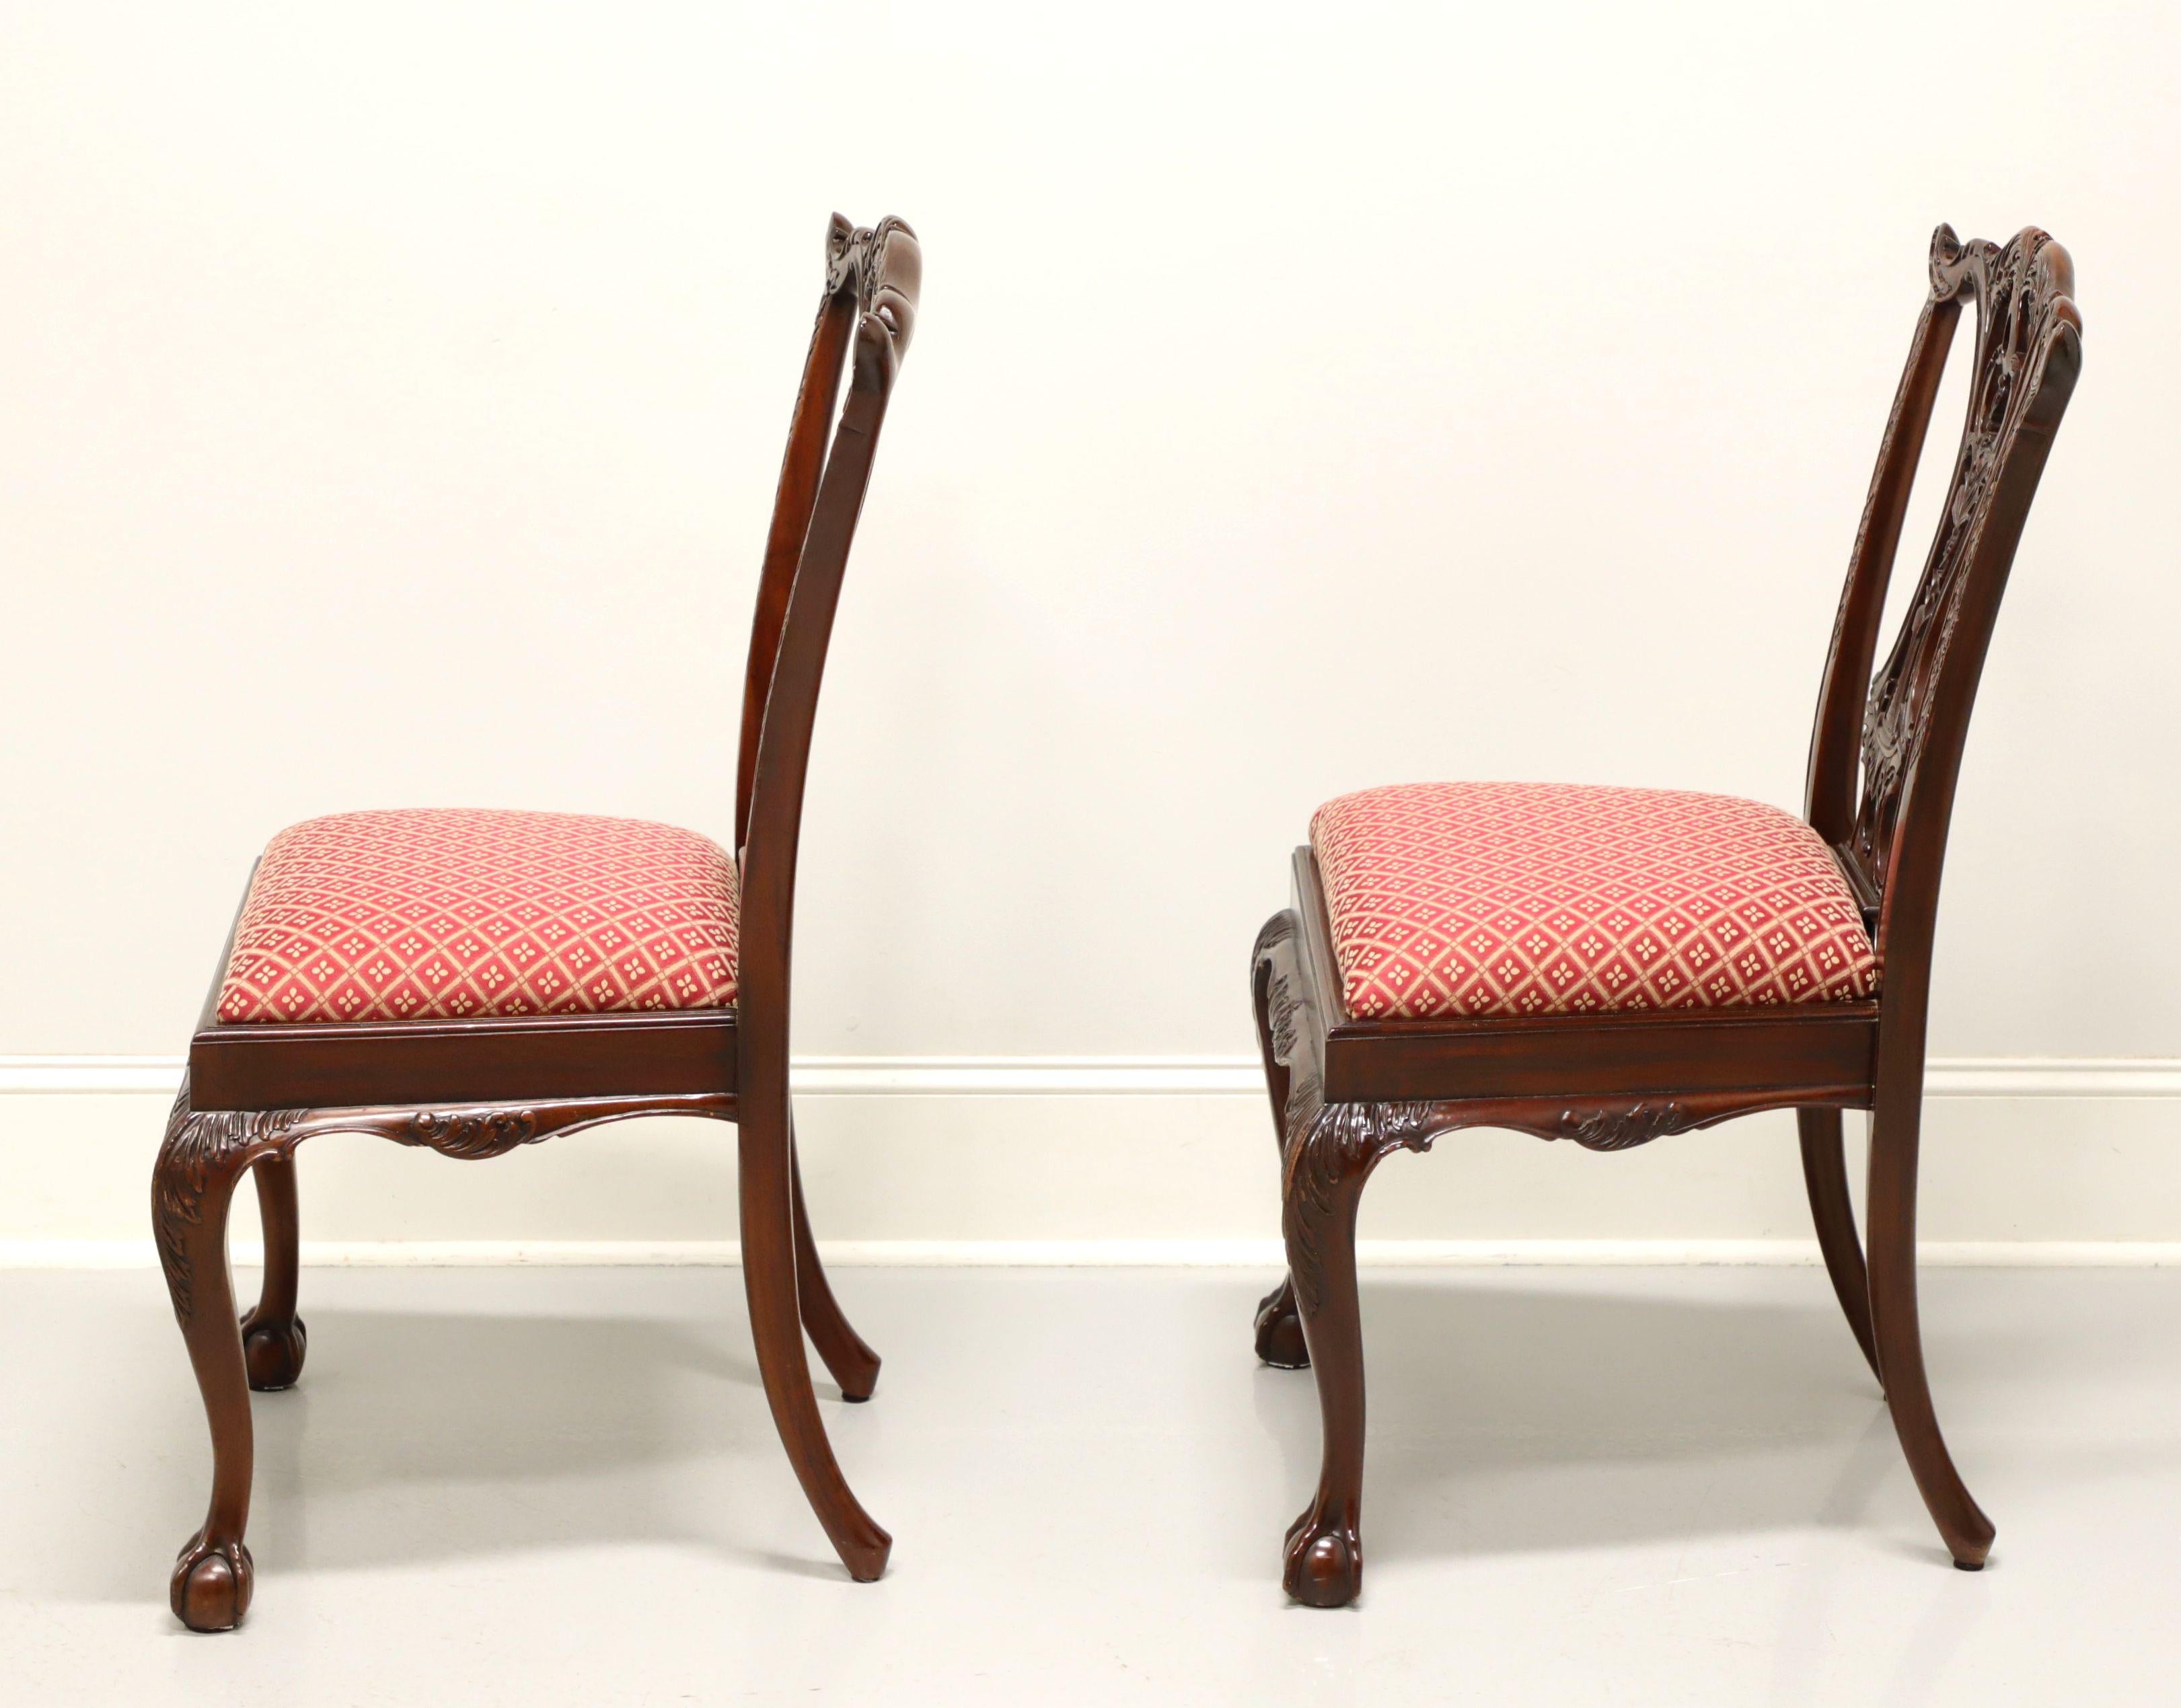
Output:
top-left (1798, 1107), bottom-right (1880, 1380)
top-left (192, 1007), bottom-right (739, 1111)
top-left (153, 214), bottom-right (922, 1630)
top-left (1253, 227), bottom-right (2081, 1606)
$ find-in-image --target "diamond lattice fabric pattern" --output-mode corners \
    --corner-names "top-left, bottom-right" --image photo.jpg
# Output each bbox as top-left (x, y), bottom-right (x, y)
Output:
top-left (1308, 782), bottom-right (1879, 1020)
top-left (215, 809), bottom-right (739, 1025)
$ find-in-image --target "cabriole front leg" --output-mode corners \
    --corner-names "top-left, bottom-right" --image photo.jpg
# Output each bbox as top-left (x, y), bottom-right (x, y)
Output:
top-left (1281, 1109), bottom-right (1372, 1606)
top-left (153, 1081), bottom-right (303, 1631)
top-left (1279, 1095), bottom-right (1446, 1608)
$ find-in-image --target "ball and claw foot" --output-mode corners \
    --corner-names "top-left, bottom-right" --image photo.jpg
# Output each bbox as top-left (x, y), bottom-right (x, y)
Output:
top-left (1283, 1503), bottom-right (1362, 1608)
top-left (1253, 1279), bottom-right (1308, 1370)
top-left (172, 1532), bottom-right (254, 1632)
top-left (242, 1312), bottom-right (307, 1392)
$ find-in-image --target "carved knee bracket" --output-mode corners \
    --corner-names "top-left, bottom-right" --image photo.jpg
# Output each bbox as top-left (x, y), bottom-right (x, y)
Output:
top-left (154, 1091), bottom-right (306, 1325)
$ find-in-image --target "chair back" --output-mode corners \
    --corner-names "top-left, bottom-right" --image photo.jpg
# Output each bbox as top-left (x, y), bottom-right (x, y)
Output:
top-left (734, 215), bottom-right (920, 1054)
top-left (1804, 227), bottom-right (2080, 976)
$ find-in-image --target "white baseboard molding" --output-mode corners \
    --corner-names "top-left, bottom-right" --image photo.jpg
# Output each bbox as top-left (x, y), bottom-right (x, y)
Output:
top-left (9, 1237), bottom-right (2181, 1270)
top-left (9, 1055), bottom-right (2177, 1259)
top-left (5, 1053), bottom-right (2180, 1099)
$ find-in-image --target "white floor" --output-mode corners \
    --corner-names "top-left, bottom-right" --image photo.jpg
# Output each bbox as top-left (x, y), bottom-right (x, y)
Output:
top-left (2, 1263), bottom-right (2176, 1705)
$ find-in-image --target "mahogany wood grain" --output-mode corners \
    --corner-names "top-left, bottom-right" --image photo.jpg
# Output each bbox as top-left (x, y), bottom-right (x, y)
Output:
top-left (1253, 226), bottom-right (2082, 1606)
top-left (152, 215), bottom-right (922, 1629)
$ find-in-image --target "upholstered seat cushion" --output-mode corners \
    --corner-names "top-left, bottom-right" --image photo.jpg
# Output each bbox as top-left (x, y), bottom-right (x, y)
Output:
top-left (1309, 782), bottom-right (1878, 1020)
top-left (215, 809), bottom-right (739, 1025)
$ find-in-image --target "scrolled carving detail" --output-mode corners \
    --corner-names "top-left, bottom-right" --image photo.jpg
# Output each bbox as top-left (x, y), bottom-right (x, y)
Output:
top-left (153, 1082), bottom-right (305, 1321)
top-left (826, 215), bottom-right (918, 320)
top-left (395, 1107), bottom-right (545, 1161)
top-left (1255, 910), bottom-right (1302, 1066)
top-left (1282, 1097), bottom-right (1448, 1313)
top-left (1283, 1099), bottom-right (1448, 1314)
top-left (823, 214), bottom-right (855, 293)
top-left (1551, 1100), bottom-right (1697, 1152)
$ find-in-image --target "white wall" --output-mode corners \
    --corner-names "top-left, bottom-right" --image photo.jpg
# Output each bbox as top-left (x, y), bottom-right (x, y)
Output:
top-left (4, 1), bottom-right (2177, 1255)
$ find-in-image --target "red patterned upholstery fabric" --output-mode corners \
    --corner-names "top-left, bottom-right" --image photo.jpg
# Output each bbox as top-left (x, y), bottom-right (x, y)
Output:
top-left (215, 809), bottom-right (739, 1025)
top-left (1309, 782), bottom-right (1878, 1020)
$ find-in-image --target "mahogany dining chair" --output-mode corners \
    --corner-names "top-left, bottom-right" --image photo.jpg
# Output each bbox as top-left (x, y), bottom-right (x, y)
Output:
top-left (1248, 226), bottom-right (2081, 1606)
top-left (152, 213), bottom-right (920, 1631)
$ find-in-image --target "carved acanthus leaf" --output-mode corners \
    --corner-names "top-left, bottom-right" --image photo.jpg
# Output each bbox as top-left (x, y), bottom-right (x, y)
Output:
top-left (394, 1107), bottom-right (545, 1161)
top-left (153, 1082), bottom-right (308, 1320)
top-left (827, 215), bottom-right (915, 316)
top-left (1255, 911), bottom-right (1302, 1069)
top-left (1551, 1101), bottom-right (1698, 1152)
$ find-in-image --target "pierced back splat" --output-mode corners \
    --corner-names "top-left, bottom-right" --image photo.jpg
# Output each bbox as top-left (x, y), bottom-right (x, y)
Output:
top-left (1804, 227), bottom-right (2082, 965)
